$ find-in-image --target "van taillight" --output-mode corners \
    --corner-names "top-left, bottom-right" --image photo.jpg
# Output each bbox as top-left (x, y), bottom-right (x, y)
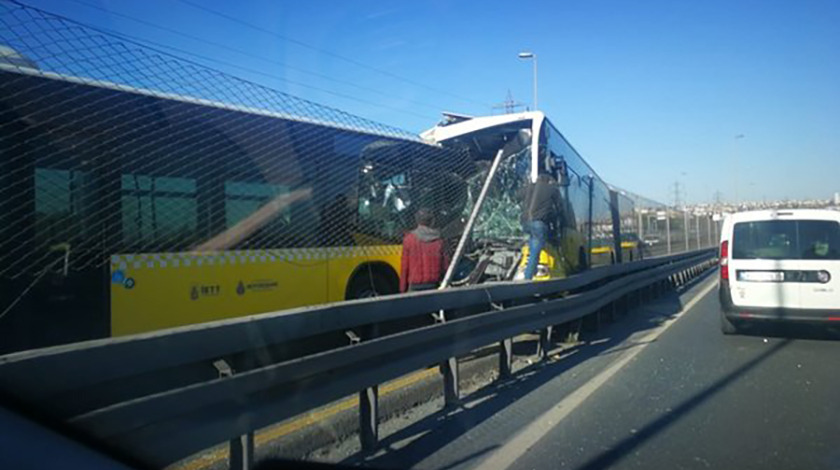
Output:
top-left (720, 240), bottom-right (729, 280)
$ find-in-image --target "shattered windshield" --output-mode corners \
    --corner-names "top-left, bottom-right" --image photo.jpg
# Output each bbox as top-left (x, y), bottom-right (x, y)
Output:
top-left (465, 146), bottom-right (531, 243)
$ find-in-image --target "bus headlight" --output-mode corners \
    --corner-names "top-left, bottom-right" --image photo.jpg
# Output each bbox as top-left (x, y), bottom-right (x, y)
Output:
top-left (536, 264), bottom-right (550, 278)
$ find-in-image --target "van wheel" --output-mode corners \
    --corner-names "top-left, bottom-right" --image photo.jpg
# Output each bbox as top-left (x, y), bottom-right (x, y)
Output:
top-left (347, 272), bottom-right (397, 300)
top-left (720, 311), bottom-right (738, 335)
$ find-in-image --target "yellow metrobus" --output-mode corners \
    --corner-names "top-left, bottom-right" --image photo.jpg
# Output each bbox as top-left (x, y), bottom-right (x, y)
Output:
top-left (423, 112), bottom-right (638, 280)
top-left (0, 64), bottom-right (476, 353)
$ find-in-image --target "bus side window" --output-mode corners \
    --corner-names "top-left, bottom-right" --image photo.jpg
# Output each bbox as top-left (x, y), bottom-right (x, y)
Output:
top-left (357, 165), bottom-right (411, 244)
top-left (121, 174), bottom-right (198, 252)
top-left (34, 168), bottom-right (98, 267)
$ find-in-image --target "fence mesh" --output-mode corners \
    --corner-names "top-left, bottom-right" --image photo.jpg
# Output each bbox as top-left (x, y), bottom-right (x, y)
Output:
top-left (0, 0), bottom-right (481, 285)
top-left (1, 0), bottom-right (705, 356)
top-left (635, 207), bottom-right (721, 258)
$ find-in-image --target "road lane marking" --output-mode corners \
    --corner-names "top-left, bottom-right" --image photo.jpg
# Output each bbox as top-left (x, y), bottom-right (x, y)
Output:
top-left (479, 277), bottom-right (718, 470)
top-left (172, 367), bottom-right (440, 470)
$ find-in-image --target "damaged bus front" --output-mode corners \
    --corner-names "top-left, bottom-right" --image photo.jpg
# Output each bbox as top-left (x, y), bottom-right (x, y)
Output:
top-left (424, 112), bottom-right (615, 285)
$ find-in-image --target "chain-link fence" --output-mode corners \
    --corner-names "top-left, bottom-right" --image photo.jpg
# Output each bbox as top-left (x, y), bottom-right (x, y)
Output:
top-left (0, 0), bottom-right (711, 354)
top-left (622, 190), bottom-right (722, 259)
top-left (0, 0), bottom-right (490, 351)
top-left (636, 207), bottom-right (722, 258)
top-left (0, 1), bottom-right (481, 269)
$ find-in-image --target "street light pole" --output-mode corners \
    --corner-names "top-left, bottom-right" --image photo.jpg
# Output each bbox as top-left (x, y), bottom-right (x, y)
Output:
top-left (734, 134), bottom-right (744, 209)
top-left (518, 51), bottom-right (538, 110)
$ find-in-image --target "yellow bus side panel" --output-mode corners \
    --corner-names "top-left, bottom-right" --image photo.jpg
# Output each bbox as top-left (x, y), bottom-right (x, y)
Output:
top-left (110, 246), bottom-right (403, 337)
top-left (110, 252), bottom-right (328, 336)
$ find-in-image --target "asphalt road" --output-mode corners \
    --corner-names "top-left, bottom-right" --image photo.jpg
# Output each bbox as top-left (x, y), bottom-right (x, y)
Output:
top-left (351, 273), bottom-right (840, 470)
top-left (504, 281), bottom-right (840, 470)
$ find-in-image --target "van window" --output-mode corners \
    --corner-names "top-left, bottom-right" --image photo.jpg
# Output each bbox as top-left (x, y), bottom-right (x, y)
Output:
top-left (798, 220), bottom-right (840, 259)
top-left (732, 220), bottom-right (840, 260)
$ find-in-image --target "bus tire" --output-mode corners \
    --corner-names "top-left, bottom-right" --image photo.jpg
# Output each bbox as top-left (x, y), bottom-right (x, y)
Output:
top-left (346, 264), bottom-right (398, 300)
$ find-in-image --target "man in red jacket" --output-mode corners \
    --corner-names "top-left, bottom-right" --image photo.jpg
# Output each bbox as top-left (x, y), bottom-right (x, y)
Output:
top-left (400, 208), bottom-right (450, 292)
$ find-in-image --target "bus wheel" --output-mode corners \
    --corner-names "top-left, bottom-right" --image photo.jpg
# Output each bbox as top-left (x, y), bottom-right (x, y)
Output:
top-left (346, 266), bottom-right (398, 300)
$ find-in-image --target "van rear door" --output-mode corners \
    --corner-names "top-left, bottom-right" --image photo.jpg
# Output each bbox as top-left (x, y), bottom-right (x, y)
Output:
top-left (729, 219), bottom-right (800, 309)
top-left (729, 218), bottom-right (840, 311)
top-left (793, 220), bottom-right (840, 310)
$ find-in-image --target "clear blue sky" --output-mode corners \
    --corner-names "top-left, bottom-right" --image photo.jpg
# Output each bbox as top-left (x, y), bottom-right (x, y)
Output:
top-left (21, 0), bottom-right (840, 204)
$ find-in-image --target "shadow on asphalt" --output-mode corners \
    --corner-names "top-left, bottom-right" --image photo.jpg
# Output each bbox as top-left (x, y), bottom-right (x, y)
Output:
top-left (576, 338), bottom-right (791, 470)
top-left (732, 323), bottom-right (840, 342)
top-left (343, 270), bottom-right (717, 469)
top-left (575, 269), bottom-right (838, 470)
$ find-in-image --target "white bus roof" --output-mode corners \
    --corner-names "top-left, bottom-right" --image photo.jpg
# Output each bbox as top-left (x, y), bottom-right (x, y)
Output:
top-left (421, 111), bottom-right (543, 144)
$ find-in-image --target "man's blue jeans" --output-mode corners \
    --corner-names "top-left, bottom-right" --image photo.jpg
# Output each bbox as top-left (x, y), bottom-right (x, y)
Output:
top-left (523, 220), bottom-right (548, 280)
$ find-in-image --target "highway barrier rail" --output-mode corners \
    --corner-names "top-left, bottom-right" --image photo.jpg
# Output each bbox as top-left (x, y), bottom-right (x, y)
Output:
top-left (0, 248), bottom-right (717, 469)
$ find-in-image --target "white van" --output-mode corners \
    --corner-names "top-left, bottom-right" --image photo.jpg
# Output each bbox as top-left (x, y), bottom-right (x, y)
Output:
top-left (718, 209), bottom-right (840, 334)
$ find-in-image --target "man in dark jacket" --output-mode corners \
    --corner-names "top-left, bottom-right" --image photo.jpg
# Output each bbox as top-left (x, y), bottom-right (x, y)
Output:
top-left (400, 208), bottom-right (450, 292)
top-left (519, 173), bottom-right (562, 280)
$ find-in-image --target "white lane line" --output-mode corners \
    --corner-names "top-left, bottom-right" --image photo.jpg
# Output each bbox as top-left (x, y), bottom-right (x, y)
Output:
top-left (478, 277), bottom-right (719, 470)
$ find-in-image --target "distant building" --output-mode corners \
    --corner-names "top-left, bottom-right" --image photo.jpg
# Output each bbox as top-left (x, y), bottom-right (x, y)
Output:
top-left (834, 192), bottom-right (840, 206)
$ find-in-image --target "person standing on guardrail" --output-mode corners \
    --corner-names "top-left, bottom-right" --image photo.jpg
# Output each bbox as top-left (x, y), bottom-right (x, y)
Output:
top-left (519, 172), bottom-right (562, 280)
top-left (400, 208), bottom-right (450, 292)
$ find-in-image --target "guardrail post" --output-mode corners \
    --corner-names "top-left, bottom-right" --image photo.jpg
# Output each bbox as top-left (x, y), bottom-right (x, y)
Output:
top-left (229, 433), bottom-right (255, 470)
top-left (214, 360), bottom-right (255, 470)
top-left (499, 337), bottom-right (513, 379)
top-left (347, 328), bottom-right (380, 450)
top-left (563, 319), bottom-right (582, 344)
top-left (538, 325), bottom-right (553, 360)
top-left (431, 312), bottom-right (460, 408)
top-left (442, 357), bottom-right (460, 407)
top-left (603, 302), bottom-right (615, 323)
top-left (360, 385), bottom-right (379, 450)
top-left (583, 310), bottom-right (600, 332)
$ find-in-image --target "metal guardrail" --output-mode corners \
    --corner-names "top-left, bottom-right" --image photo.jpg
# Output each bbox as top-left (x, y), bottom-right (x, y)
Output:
top-left (0, 248), bottom-right (717, 468)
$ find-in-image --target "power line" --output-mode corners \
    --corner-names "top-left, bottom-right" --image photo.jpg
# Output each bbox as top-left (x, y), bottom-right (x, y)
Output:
top-left (174, 0), bottom-right (490, 109)
top-left (59, 0), bottom-right (446, 118)
top-left (492, 90), bottom-right (526, 114)
top-left (11, 0), bottom-right (438, 123)
top-left (113, 31), bottom-right (437, 122)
